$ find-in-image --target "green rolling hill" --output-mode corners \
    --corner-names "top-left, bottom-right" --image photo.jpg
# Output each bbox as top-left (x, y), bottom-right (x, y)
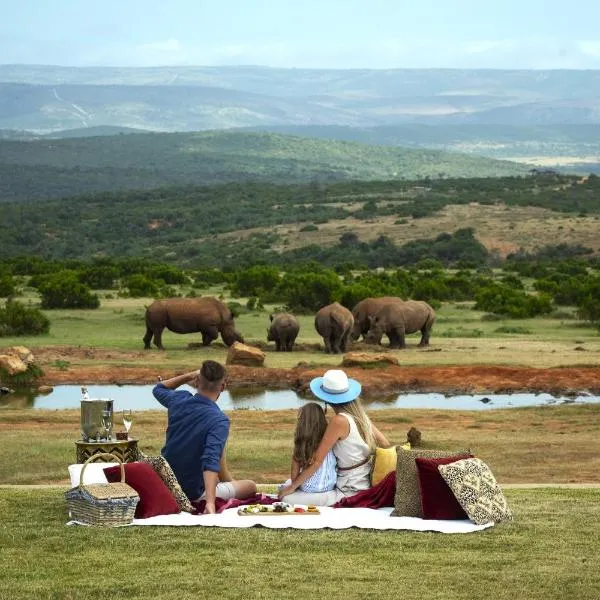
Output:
top-left (0, 130), bottom-right (529, 202)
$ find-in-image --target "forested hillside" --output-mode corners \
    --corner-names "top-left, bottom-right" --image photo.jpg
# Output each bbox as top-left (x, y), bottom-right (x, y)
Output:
top-left (0, 130), bottom-right (528, 201)
top-left (1, 174), bottom-right (598, 266)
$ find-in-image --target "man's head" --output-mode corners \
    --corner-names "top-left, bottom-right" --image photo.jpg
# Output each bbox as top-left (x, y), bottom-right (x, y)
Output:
top-left (196, 360), bottom-right (226, 399)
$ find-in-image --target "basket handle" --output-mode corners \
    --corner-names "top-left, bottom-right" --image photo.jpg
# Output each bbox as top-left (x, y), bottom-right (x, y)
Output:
top-left (79, 452), bottom-right (125, 487)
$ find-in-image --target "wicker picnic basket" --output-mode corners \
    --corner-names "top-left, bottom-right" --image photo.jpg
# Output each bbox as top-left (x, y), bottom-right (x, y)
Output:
top-left (65, 452), bottom-right (139, 526)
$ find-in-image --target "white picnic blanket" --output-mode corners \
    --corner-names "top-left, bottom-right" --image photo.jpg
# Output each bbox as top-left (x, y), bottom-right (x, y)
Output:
top-left (130, 507), bottom-right (493, 533)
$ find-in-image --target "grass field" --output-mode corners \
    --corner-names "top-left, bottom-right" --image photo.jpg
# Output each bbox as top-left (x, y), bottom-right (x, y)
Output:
top-left (1, 404), bottom-right (598, 485)
top-left (1, 294), bottom-right (599, 600)
top-left (0, 295), bottom-right (599, 371)
top-left (0, 487), bottom-right (598, 600)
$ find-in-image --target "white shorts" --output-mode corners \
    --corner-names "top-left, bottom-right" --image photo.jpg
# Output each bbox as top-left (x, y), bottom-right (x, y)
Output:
top-left (197, 481), bottom-right (236, 502)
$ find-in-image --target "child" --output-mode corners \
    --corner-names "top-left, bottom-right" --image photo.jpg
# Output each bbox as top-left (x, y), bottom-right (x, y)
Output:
top-left (281, 402), bottom-right (337, 493)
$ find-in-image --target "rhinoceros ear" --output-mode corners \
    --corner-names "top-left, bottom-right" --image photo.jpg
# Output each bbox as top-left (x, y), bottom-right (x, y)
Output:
top-left (269, 314), bottom-right (274, 322)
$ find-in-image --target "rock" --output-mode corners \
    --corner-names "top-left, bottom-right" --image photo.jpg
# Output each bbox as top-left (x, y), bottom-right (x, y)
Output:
top-left (574, 346), bottom-right (586, 351)
top-left (341, 352), bottom-right (399, 368)
top-left (10, 346), bottom-right (35, 365)
top-left (407, 427), bottom-right (422, 447)
top-left (37, 385), bottom-right (54, 394)
top-left (226, 342), bottom-right (266, 367)
top-left (0, 386), bottom-right (14, 395)
top-left (0, 346), bottom-right (37, 378)
top-left (0, 353), bottom-right (28, 376)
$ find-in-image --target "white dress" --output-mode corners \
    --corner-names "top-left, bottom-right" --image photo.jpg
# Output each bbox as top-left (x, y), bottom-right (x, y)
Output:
top-left (283, 412), bottom-right (373, 506)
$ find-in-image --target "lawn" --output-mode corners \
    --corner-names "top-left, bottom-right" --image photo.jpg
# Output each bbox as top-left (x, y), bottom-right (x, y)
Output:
top-left (0, 487), bottom-right (598, 600)
top-left (1, 405), bottom-right (599, 485)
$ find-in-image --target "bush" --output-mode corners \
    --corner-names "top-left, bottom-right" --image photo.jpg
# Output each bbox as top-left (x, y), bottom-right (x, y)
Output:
top-left (277, 270), bottom-right (343, 313)
top-left (38, 273), bottom-right (100, 309)
top-left (299, 224), bottom-right (319, 232)
top-left (0, 300), bottom-right (50, 336)
top-left (0, 274), bottom-right (16, 297)
top-left (475, 284), bottom-right (553, 318)
top-left (123, 275), bottom-right (161, 298)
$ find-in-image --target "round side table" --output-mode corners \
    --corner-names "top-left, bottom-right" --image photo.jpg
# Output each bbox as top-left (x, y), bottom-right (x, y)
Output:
top-left (75, 439), bottom-right (139, 464)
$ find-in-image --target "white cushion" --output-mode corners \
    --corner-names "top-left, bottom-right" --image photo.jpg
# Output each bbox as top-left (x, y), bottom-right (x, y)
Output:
top-left (68, 462), bottom-right (119, 488)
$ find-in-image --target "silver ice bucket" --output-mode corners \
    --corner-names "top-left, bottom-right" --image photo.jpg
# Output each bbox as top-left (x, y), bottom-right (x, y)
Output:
top-left (80, 398), bottom-right (114, 441)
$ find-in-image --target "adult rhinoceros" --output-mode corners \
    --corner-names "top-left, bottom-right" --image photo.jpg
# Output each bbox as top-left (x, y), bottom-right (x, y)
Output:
top-left (351, 296), bottom-right (404, 341)
top-left (143, 297), bottom-right (244, 350)
top-left (365, 300), bottom-right (436, 349)
top-left (314, 302), bottom-right (354, 354)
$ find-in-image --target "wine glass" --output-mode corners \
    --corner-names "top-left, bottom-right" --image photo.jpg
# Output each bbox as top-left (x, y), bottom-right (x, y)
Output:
top-left (101, 410), bottom-right (112, 441)
top-left (122, 410), bottom-right (133, 438)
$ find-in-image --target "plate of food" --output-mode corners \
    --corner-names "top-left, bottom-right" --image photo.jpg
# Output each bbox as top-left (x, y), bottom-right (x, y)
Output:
top-left (237, 502), bottom-right (320, 516)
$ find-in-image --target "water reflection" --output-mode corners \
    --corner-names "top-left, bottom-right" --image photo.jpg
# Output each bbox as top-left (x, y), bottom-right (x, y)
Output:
top-left (1, 384), bottom-right (599, 411)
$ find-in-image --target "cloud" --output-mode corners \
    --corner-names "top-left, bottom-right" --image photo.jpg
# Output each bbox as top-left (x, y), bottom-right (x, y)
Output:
top-left (579, 40), bottom-right (600, 57)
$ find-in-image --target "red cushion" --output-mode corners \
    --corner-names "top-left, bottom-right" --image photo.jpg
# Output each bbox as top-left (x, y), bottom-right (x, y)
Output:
top-left (415, 454), bottom-right (473, 520)
top-left (104, 462), bottom-right (180, 519)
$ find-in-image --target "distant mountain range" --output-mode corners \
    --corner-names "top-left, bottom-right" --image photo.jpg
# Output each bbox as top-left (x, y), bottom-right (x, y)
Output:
top-left (2, 65), bottom-right (600, 132)
top-left (1, 65), bottom-right (599, 172)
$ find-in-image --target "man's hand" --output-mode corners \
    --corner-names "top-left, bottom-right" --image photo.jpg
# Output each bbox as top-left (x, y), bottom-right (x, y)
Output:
top-left (203, 501), bottom-right (216, 515)
top-left (278, 483), bottom-right (296, 500)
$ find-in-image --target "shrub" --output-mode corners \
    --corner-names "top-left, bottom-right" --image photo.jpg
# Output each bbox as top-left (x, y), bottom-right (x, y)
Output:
top-left (38, 273), bottom-right (100, 309)
top-left (299, 224), bottom-right (319, 232)
top-left (123, 275), bottom-right (161, 298)
top-left (475, 284), bottom-right (553, 318)
top-left (277, 270), bottom-right (343, 313)
top-left (0, 300), bottom-right (50, 336)
top-left (0, 274), bottom-right (16, 297)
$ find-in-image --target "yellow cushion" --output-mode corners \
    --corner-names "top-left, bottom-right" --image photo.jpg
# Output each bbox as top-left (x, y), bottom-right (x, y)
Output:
top-left (370, 444), bottom-right (410, 486)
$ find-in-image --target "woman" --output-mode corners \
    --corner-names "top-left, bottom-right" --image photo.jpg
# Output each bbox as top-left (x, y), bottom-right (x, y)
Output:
top-left (278, 369), bottom-right (390, 506)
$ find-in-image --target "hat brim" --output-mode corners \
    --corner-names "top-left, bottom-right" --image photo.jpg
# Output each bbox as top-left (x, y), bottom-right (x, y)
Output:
top-left (309, 376), bottom-right (362, 405)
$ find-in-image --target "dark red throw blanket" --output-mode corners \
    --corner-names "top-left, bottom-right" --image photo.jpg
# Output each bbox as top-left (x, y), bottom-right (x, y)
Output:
top-left (191, 472), bottom-right (396, 514)
top-left (192, 494), bottom-right (277, 515)
top-left (332, 471), bottom-right (396, 509)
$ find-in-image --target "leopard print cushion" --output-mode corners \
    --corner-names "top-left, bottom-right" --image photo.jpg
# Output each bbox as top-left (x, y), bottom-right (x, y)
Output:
top-left (391, 447), bottom-right (470, 518)
top-left (136, 450), bottom-right (194, 513)
top-left (438, 458), bottom-right (513, 525)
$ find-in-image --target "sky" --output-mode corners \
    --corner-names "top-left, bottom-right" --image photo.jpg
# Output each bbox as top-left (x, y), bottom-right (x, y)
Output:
top-left (2, 0), bottom-right (600, 69)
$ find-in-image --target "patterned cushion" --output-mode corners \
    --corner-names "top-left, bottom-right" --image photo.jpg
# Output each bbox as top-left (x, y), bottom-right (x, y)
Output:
top-left (438, 458), bottom-right (513, 525)
top-left (137, 451), bottom-right (194, 513)
top-left (391, 447), bottom-right (470, 518)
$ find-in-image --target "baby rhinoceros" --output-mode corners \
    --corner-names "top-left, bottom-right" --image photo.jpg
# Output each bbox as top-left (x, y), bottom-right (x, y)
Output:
top-left (267, 313), bottom-right (300, 352)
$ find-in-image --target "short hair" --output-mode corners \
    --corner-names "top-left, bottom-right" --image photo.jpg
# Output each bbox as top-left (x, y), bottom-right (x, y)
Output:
top-left (199, 360), bottom-right (226, 392)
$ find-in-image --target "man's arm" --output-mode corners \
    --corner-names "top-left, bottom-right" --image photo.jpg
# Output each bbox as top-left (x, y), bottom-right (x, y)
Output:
top-left (153, 370), bottom-right (199, 408)
top-left (219, 452), bottom-right (233, 483)
top-left (202, 471), bottom-right (219, 514)
top-left (201, 418), bottom-right (230, 513)
top-left (159, 370), bottom-right (199, 390)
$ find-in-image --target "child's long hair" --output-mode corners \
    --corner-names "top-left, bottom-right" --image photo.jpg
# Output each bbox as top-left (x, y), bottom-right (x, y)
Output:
top-left (333, 399), bottom-right (376, 452)
top-left (293, 402), bottom-right (328, 469)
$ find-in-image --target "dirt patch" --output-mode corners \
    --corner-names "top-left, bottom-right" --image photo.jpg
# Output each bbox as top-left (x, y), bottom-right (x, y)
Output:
top-left (38, 357), bottom-right (600, 396)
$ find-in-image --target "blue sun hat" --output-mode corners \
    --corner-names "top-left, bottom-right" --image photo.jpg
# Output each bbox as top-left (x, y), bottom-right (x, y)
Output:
top-left (309, 369), bottom-right (362, 405)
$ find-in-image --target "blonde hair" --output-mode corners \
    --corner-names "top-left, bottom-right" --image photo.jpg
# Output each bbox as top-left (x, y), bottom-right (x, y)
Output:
top-left (293, 403), bottom-right (328, 469)
top-left (333, 399), bottom-right (376, 452)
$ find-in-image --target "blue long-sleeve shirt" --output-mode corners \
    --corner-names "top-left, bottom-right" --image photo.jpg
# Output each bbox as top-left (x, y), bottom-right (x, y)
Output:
top-left (152, 383), bottom-right (230, 501)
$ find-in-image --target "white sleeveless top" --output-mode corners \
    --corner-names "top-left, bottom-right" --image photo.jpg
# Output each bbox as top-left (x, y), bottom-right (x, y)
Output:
top-left (333, 413), bottom-right (372, 494)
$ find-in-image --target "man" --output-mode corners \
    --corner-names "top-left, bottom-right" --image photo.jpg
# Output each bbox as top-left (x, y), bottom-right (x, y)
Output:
top-left (153, 360), bottom-right (256, 514)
